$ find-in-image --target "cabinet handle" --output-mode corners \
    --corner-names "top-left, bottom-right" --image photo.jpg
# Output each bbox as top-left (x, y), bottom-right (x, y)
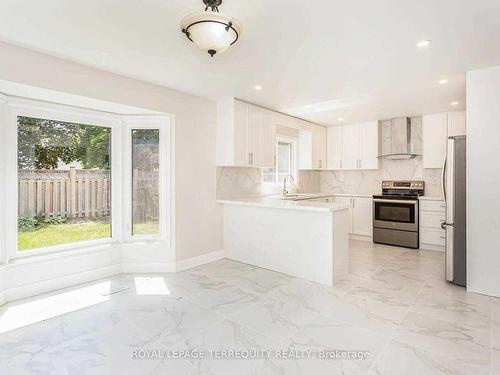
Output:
top-left (340, 160), bottom-right (342, 169)
top-left (248, 152), bottom-right (252, 165)
top-left (352, 198), bottom-right (355, 208)
top-left (251, 152), bottom-right (254, 165)
top-left (359, 159), bottom-right (362, 169)
top-left (319, 160), bottom-right (322, 169)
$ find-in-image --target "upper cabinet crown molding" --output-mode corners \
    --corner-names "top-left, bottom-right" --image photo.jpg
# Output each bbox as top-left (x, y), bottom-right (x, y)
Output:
top-left (327, 121), bottom-right (379, 171)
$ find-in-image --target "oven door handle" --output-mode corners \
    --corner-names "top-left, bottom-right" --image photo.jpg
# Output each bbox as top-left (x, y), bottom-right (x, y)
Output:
top-left (373, 199), bottom-right (418, 204)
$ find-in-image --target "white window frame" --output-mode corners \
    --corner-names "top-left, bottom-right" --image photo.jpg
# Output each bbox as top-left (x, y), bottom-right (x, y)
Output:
top-left (3, 97), bottom-right (172, 261)
top-left (122, 116), bottom-right (171, 243)
top-left (262, 136), bottom-right (298, 186)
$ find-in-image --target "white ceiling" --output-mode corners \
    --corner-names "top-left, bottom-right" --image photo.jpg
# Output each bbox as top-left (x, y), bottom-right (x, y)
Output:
top-left (0, 0), bottom-right (499, 125)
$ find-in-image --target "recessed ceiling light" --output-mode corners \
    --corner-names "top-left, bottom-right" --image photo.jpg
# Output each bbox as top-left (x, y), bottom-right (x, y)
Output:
top-left (253, 85), bottom-right (263, 91)
top-left (417, 39), bottom-right (432, 48)
top-left (450, 101), bottom-right (459, 106)
top-left (438, 79), bottom-right (448, 84)
top-left (337, 117), bottom-right (344, 122)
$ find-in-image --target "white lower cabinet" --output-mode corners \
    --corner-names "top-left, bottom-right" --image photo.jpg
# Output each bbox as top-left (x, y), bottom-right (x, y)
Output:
top-left (419, 199), bottom-right (445, 251)
top-left (352, 197), bottom-right (373, 236)
top-left (333, 196), bottom-right (373, 237)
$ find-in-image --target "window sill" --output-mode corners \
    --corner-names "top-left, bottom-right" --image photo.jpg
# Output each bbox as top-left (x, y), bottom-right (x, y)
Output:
top-left (8, 239), bottom-right (119, 266)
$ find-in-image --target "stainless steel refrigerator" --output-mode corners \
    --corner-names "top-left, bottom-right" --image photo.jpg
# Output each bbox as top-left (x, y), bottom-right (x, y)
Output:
top-left (441, 135), bottom-right (466, 286)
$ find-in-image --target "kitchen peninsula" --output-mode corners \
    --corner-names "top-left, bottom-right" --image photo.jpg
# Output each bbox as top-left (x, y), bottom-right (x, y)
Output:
top-left (217, 197), bottom-right (350, 286)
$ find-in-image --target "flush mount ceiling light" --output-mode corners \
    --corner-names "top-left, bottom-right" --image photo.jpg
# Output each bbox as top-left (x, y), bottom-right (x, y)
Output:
top-left (180, 0), bottom-right (242, 57)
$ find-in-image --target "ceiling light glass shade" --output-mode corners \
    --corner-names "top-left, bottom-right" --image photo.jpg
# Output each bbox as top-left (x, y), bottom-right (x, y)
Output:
top-left (181, 11), bottom-right (242, 56)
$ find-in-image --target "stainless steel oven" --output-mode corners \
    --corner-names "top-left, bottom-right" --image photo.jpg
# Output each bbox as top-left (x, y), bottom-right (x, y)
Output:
top-left (372, 181), bottom-right (424, 249)
top-left (373, 198), bottom-right (418, 232)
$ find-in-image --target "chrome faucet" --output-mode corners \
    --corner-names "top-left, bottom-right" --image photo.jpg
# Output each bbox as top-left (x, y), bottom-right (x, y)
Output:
top-left (283, 175), bottom-right (295, 196)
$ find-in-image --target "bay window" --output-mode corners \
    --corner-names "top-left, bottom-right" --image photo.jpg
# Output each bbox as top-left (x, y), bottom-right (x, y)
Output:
top-left (3, 97), bottom-right (171, 259)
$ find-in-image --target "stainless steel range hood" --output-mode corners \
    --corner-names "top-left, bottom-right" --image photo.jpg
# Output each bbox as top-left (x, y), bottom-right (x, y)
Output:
top-left (378, 117), bottom-right (422, 159)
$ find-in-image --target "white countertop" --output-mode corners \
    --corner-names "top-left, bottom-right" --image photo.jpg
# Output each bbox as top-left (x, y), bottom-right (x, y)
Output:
top-left (328, 193), bottom-right (373, 198)
top-left (217, 197), bottom-right (350, 213)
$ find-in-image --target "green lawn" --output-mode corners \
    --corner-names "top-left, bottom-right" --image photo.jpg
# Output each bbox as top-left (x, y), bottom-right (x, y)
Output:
top-left (18, 221), bottom-right (111, 251)
top-left (18, 220), bottom-right (160, 251)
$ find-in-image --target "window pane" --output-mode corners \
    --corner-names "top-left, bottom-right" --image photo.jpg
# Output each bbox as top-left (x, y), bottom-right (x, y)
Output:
top-left (132, 129), bottom-right (160, 236)
top-left (17, 116), bottom-right (111, 251)
top-left (277, 142), bottom-right (291, 174)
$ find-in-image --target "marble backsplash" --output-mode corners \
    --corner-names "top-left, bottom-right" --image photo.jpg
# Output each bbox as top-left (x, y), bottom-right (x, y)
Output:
top-left (217, 158), bottom-right (442, 199)
top-left (300, 158), bottom-right (443, 197)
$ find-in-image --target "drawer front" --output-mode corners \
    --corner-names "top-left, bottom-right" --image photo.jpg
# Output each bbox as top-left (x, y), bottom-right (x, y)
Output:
top-left (421, 228), bottom-right (446, 246)
top-left (421, 212), bottom-right (445, 229)
top-left (420, 200), bottom-right (446, 213)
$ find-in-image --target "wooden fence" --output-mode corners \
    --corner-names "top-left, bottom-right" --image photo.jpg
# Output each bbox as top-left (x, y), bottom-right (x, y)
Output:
top-left (18, 168), bottom-right (111, 218)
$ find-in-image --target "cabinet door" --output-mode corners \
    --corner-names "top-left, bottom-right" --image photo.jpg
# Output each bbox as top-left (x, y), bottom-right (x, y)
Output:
top-left (327, 126), bottom-right (343, 170)
top-left (260, 110), bottom-right (276, 168)
top-left (298, 129), bottom-right (313, 170)
top-left (334, 197), bottom-right (353, 233)
top-left (341, 124), bottom-right (360, 170)
top-left (247, 106), bottom-right (262, 167)
top-left (312, 125), bottom-right (327, 169)
top-left (447, 111), bottom-right (466, 136)
top-left (233, 101), bottom-right (249, 166)
top-left (422, 113), bottom-right (447, 168)
top-left (359, 121), bottom-right (379, 170)
top-left (352, 197), bottom-right (373, 236)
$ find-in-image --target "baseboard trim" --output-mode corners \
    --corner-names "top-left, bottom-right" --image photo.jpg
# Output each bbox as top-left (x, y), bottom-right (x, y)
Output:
top-left (175, 250), bottom-right (225, 272)
top-left (419, 243), bottom-right (445, 252)
top-left (0, 250), bottom-right (225, 307)
top-left (0, 264), bottom-right (122, 306)
top-left (120, 262), bottom-right (176, 274)
top-left (349, 234), bottom-right (373, 242)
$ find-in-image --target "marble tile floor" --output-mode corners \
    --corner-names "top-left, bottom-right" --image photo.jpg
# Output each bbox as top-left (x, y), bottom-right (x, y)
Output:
top-left (1, 240), bottom-right (499, 375)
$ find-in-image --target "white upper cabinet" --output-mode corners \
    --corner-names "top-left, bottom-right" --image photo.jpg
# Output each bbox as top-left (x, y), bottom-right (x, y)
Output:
top-left (327, 126), bottom-right (343, 170)
top-left (260, 110), bottom-right (276, 167)
top-left (298, 121), bottom-right (327, 170)
top-left (216, 98), bottom-right (275, 168)
top-left (327, 121), bottom-right (379, 170)
top-left (422, 111), bottom-right (466, 169)
top-left (447, 111), bottom-right (466, 136)
top-left (312, 125), bottom-right (327, 170)
top-left (358, 121), bottom-right (379, 169)
top-left (422, 113), bottom-right (448, 169)
top-left (341, 124), bottom-right (360, 169)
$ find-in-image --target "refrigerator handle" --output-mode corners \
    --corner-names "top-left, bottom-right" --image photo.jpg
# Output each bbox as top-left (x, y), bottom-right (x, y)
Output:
top-left (441, 156), bottom-right (447, 202)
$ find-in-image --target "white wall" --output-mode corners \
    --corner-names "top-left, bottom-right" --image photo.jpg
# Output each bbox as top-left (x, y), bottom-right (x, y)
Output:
top-left (466, 65), bottom-right (500, 297)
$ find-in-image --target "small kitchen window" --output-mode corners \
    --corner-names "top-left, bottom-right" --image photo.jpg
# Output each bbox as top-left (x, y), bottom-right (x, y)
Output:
top-left (262, 138), bottom-right (297, 186)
